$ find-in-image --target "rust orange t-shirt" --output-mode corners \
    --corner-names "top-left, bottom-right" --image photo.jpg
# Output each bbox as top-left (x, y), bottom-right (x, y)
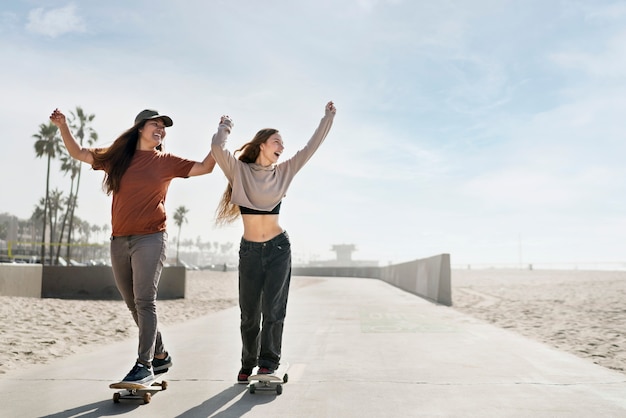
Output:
top-left (94, 150), bottom-right (196, 236)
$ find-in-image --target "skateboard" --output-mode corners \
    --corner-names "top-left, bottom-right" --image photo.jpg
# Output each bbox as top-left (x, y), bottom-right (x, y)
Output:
top-left (247, 363), bottom-right (289, 395)
top-left (109, 372), bottom-right (168, 404)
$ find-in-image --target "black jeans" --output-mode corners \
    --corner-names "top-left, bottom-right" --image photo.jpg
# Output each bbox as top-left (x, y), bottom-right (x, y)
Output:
top-left (238, 231), bottom-right (291, 370)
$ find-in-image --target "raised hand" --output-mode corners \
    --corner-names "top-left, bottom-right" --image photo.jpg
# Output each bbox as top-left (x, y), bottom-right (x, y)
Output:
top-left (220, 115), bottom-right (234, 133)
top-left (325, 101), bottom-right (336, 115)
top-left (49, 108), bottom-right (67, 128)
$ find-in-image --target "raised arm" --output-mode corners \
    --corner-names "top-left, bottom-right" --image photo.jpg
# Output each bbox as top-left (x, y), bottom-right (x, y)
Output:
top-left (49, 108), bottom-right (94, 165)
top-left (210, 115), bottom-right (238, 182)
top-left (280, 100), bottom-right (336, 174)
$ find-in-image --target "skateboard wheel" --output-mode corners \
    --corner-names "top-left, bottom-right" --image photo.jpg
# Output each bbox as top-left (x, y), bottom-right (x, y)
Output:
top-left (276, 384), bottom-right (283, 395)
top-left (143, 392), bottom-right (152, 404)
top-left (113, 392), bottom-right (121, 403)
top-left (249, 384), bottom-right (256, 394)
top-left (161, 380), bottom-right (168, 390)
top-left (283, 374), bottom-right (288, 383)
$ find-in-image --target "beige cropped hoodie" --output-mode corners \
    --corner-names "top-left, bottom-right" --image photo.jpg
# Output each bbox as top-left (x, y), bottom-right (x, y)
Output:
top-left (210, 112), bottom-right (334, 211)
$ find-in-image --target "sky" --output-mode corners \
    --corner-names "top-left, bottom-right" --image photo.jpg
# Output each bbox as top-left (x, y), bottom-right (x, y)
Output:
top-left (2, 0), bottom-right (626, 268)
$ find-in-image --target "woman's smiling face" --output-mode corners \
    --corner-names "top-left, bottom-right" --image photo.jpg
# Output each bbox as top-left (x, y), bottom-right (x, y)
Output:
top-left (139, 119), bottom-right (167, 149)
top-left (258, 132), bottom-right (284, 166)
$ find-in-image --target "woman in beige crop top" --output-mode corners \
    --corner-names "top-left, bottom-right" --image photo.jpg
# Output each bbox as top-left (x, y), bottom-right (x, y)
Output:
top-left (211, 101), bottom-right (336, 381)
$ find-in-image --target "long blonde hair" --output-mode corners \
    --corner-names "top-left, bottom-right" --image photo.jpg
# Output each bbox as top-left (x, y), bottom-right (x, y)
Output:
top-left (215, 128), bottom-right (279, 225)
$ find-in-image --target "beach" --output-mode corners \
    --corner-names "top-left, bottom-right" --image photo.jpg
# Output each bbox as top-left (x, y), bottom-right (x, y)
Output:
top-left (0, 270), bottom-right (239, 375)
top-left (1, 269), bottom-right (625, 376)
top-left (451, 268), bottom-right (626, 374)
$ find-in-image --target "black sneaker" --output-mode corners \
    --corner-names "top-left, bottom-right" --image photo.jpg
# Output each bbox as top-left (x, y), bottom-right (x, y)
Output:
top-left (237, 367), bottom-right (253, 383)
top-left (121, 362), bottom-right (154, 385)
top-left (153, 353), bottom-right (172, 374)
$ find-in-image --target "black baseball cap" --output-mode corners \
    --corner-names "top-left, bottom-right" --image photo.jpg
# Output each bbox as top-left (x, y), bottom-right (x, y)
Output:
top-left (134, 109), bottom-right (173, 127)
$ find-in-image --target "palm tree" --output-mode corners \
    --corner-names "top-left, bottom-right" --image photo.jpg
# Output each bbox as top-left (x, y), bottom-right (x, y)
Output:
top-left (173, 206), bottom-right (189, 265)
top-left (33, 122), bottom-right (62, 264)
top-left (90, 224), bottom-right (101, 243)
top-left (58, 149), bottom-right (79, 258)
top-left (102, 223), bottom-right (110, 242)
top-left (64, 107), bottom-right (97, 260)
top-left (31, 198), bottom-right (47, 262)
top-left (47, 189), bottom-right (65, 265)
top-left (54, 193), bottom-right (73, 264)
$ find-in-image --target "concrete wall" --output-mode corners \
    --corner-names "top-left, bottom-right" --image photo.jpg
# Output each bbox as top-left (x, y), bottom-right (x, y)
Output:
top-left (2, 254), bottom-right (450, 304)
top-left (41, 265), bottom-right (186, 300)
top-left (293, 253), bottom-right (451, 306)
top-left (379, 254), bottom-right (451, 306)
top-left (0, 263), bottom-right (43, 298)
top-left (291, 266), bottom-right (381, 279)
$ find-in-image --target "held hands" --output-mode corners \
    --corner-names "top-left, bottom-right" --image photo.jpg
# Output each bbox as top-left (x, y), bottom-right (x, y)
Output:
top-left (325, 101), bottom-right (336, 116)
top-left (49, 108), bottom-right (67, 128)
top-left (220, 115), bottom-right (234, 133)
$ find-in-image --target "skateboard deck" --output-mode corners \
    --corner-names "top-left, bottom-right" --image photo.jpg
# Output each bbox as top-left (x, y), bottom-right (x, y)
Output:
top-left (110, 372), bottom-right (168, 404)
top-left (247, 362), bottom-right (290, 395)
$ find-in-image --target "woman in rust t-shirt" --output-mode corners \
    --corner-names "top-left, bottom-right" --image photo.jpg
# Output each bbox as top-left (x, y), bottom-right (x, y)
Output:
top-left (50, 108), bottom-right (216, 385)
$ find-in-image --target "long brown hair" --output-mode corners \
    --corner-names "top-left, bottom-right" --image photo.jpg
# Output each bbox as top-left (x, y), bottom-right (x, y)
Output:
top-left (215, 128), bottom-right (279, 225)
top-left (92, 120), bottom-right (162, 195)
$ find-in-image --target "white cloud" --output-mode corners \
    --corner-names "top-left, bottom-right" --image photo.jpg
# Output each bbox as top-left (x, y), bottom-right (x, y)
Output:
top-left (26, 4), bottom-right (85, 37)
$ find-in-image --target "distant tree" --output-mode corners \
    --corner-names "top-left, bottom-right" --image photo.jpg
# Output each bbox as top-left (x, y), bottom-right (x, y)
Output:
top-left (63, 107), bottom-right (97, 258)
top-left (4, 208), bottom-right (239, 265)
top-left (32, 199), bottom-right (45, 221)
top-left (31, 198), bottom-right (46, 261)
top-left (58, 148), bottom-right (79, 250)
top-left (69, 214), bottom-right (83, 241)
top-left (79, 219), bottom-right (91, 242)
top-left (90, 223), bottom-right (101, 242)
top-left (220, 242), bottom-right (234, 255)
top-left (173, 206), bottom-right (189, 265)
top-left (53, 192), bottom-right (72, 262)
top-left (102, 223), bottom-right (110, 241)
top-left (17, 219), bottom-right (31, 242)
top-left (182, 238), bottom-right (194, 252)
top-left (47, 189), bottom-right (66, 265)
top-left (33, 122), bottom-right (62, 264)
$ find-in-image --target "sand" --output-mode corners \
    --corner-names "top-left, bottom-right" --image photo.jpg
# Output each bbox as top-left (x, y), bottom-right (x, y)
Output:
top-left (0, 270), bottom-right (239, 375)
top-left (451, 268), bottom-right (626, 374)
top-left (1, 269), bottom-right (625, 376)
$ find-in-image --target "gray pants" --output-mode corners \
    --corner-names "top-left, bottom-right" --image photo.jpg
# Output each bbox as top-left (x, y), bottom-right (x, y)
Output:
top-left (110, 231), bottom-right (167, 366)
top-left (238, 231), bottom-right (291, 371)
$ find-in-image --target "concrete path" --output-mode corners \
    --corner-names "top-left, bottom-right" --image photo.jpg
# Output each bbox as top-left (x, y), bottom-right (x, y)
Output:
top-left (1, 276), bottom-right (626, 417)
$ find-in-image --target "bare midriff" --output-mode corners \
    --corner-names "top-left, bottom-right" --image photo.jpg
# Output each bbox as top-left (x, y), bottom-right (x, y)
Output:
top-left (242, 214), bottom-right (284, 242)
